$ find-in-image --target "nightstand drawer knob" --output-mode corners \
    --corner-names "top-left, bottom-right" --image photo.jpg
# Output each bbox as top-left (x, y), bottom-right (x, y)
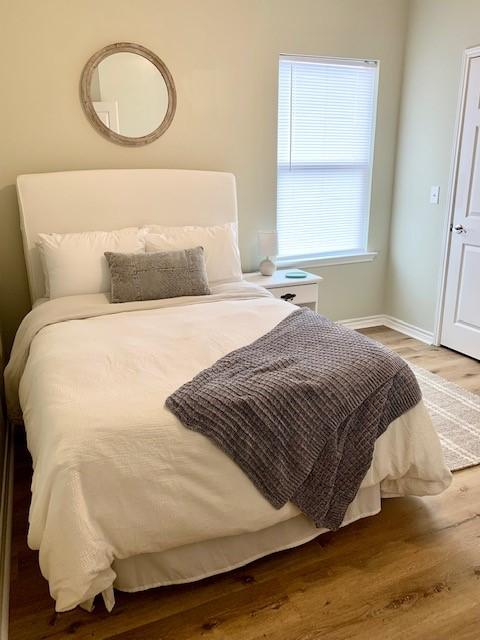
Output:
top-left (280, 293), bottom-right (297, 302)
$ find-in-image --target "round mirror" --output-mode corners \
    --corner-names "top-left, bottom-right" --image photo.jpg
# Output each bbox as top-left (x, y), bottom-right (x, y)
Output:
top-left (81, 43), bottom-right (176, 146)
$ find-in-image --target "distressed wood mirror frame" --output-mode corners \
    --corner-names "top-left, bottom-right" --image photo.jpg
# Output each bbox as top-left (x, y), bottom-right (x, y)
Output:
top-left (80, 42), bottom-right (177, 146)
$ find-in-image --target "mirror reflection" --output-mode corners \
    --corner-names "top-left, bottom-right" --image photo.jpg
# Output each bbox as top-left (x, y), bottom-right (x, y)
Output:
top-left (90, 52), bottom-right (169, 138)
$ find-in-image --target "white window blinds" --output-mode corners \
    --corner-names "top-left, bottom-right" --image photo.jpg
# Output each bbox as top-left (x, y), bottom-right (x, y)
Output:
top-left (276, 55), bottom-right (378, 261)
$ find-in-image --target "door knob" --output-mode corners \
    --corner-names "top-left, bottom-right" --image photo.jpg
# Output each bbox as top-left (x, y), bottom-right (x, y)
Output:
top-left (453, 224), bottom-right (466, 233)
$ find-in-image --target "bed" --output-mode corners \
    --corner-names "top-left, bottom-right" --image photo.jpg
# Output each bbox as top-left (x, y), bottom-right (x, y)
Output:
top-left (5, 169), bottom-right (452, 613)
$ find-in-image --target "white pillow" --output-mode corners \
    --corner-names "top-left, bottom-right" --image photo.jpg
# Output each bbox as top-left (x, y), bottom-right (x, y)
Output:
top-left (37, 227), bottom-right (145, 299)
top-left (144, 223), bottom-right (242, 284)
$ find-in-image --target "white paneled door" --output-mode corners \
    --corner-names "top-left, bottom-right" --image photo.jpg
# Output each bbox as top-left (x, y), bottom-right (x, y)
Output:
top-left (442, 54), bottom-right (480, 360)
top-left (92, 101), bottom-right (120, 133)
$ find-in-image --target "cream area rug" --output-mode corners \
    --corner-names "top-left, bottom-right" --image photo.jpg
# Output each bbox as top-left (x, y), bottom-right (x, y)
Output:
top-left (410, 363), bottom-right (480, 472)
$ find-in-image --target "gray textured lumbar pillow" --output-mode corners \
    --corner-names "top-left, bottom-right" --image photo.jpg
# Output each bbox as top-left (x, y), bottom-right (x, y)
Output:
top-left (104, 246), bottom-right (211, 303)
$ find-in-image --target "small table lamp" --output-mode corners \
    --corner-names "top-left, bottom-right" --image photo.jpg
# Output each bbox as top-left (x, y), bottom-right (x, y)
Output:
top-left (258, 230), bottom-right (278, 276)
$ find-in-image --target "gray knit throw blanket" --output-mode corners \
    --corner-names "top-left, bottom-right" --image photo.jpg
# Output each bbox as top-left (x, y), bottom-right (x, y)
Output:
top-left (166, 308), bottom-right (421, 530)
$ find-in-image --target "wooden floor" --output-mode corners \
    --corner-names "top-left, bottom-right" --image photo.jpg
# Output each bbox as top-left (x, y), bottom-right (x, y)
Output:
top-left (8, 327), bottom-right (480, 639)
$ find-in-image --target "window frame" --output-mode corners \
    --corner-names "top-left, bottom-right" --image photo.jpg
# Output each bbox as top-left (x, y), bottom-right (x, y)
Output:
top-left (275, 53), bottom-right (380, 267)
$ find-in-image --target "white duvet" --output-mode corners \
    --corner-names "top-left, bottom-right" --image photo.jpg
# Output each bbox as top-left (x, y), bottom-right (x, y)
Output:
top-left (5, 282), bottom-right (452, 612)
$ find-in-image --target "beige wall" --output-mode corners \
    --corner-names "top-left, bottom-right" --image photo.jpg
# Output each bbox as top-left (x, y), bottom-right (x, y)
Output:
top-left (387, 0), bottom-right (480, 333)
top-left (0, 0), bottom-right (409, 351)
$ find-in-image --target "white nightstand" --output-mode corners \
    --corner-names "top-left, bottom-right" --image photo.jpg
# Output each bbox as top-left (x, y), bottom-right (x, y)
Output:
top-left (243, 269), bottom-right (322, 312)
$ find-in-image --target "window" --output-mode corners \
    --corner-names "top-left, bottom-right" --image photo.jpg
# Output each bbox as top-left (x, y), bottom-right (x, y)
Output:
top-left (276, 55), bottom-right (378, 263)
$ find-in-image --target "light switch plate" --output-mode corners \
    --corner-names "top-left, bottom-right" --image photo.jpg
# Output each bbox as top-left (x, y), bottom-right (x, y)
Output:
top-left (430, 185), bottom-right (440, 204)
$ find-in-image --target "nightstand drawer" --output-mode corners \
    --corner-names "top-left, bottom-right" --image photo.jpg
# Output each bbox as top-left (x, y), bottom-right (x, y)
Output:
top-left (243, 269), bottom-right (322, 312)
top-left (269, 283), bottom-right (318, 305)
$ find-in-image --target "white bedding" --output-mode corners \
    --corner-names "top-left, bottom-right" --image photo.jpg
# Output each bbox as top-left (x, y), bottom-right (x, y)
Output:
top-left (5, 282), bottom-right (452, 612)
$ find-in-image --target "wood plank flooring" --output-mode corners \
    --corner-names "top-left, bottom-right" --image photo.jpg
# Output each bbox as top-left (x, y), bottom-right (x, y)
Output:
top-left (8, 327), bottom-right (480, 639)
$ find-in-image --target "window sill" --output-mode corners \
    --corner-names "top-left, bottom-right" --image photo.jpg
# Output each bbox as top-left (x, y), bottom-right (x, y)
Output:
top-left (276, 251), bottom-right (378, 269)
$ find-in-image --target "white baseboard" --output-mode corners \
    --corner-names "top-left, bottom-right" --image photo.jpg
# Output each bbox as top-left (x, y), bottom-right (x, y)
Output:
top-left (338, 315), bottom-right (386, 330)
top-left (383, 315), bottom-right (434, 344)
top-left (339, 314), bottom-right (434, 345)
top-left (0, 423), bottom-right (13, 640)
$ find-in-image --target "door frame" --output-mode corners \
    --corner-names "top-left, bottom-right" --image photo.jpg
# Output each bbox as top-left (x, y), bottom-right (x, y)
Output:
top-left (434, 44), bottom-right (480, 346)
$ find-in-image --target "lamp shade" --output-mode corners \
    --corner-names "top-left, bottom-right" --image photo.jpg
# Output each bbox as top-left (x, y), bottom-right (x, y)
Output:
top-left (258, 230), bottom-right (278, 257)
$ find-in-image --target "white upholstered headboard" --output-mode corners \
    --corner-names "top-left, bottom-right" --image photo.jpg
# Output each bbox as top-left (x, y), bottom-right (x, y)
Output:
top-left (16, 169), bottom-right (238, 303)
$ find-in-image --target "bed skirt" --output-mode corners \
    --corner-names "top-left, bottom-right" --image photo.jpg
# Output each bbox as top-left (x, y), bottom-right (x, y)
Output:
top-left (88, 483), bottom-right (382, 611)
